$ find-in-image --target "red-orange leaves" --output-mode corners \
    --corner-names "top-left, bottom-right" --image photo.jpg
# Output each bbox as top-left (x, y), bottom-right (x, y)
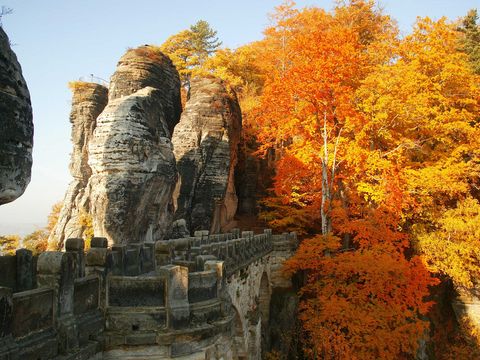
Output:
top-left (286, 237), bottom-right (438, 360)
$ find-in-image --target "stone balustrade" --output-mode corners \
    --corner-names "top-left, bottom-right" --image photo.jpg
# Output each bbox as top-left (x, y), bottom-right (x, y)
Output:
top-left (0, 228), bottom-right (296, 359)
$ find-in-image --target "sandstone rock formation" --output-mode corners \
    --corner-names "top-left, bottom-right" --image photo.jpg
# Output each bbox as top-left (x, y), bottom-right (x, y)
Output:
top-left (49, 82), bottom-right (108, 247)
top-left (172, 77), bottom-right (242, 234)
top-left (0, 27), bottom-right (33, 205)
top-left (52, 47), bottom-right (181, 247)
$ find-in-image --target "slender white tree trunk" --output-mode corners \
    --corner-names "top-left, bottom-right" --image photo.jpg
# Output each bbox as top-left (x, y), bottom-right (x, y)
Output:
top-left (320, 111), bottom-right (342, 237)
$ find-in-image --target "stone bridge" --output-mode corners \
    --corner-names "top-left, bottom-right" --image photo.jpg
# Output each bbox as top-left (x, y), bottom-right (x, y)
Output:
top-left (0, 229), bottom-right (297, 359)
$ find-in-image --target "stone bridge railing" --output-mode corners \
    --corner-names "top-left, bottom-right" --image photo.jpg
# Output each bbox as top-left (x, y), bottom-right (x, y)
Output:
top-left (0, 229), bottom-right (297, 359)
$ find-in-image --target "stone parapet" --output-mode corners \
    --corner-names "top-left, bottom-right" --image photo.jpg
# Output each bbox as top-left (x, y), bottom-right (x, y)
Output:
top-left (0, 228), bottom-right (296, 359)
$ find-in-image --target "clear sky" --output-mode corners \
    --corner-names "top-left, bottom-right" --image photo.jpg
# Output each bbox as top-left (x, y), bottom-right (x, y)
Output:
top-left (0, 0), bottom-right (478, 235)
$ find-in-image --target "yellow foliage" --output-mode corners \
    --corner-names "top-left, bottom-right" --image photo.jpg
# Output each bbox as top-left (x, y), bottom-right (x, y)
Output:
top-left (417, 197), bottom-right (480, 289)
top-left (78, 210), bottom-right (94, 249)
top-left (23, 229), bottom-right (48, 255)
top-left (47, 201), bottom-right (62, 233)
top-left (0, 234), bottom-right (19, 255)
top-left (67, 81), bottom-right (97, 92)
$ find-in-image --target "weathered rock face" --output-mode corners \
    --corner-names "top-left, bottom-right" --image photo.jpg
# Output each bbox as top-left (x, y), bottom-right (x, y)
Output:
top-left (108, 47), bottom-right (182, 135)
top-left (88, 86), bottom-right (178, 244)
top-left (0, 27), bottom-right (33, 205)
top-left (172, 77), bottom-right (242, 234)
top-left (49, 83), bottom-right (108, 248)
top-left (52, 47), bottom-right (181, 246)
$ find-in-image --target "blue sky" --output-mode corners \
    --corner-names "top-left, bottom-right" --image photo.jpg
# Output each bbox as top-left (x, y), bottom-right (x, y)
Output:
top-left (0, 0), bottom-right (478, 235)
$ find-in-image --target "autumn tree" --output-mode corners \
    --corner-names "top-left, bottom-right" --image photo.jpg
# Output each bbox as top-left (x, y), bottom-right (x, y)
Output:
top-left (78, 210), bottom-right (94, 249)
top-left (189, 20), bottom-right (222, 63)
top-left (46, 201), bottom-right (62, 233)
top-left (417, 198), bottom-right (480, 289)
top-left (23, 229), bottom-right (48, 255)
top-left (256, 0), bottom-right (396, 236)
top-left (160, 20), bottom-right (221, 89)
top-left (22, 201), bottom-right (62, 253)
top-left (344, 15), bottom-right (480, 357)
top-left (355, 16), bottom-right (480, 287)
top-left (198, 44), bottom-right (266, 118)
top-left (458, 9), bottom-right (480, 74)
top-left (253, 2), bottom-right (442, 358)
top-left (285, 237), bottom-right (435, 359)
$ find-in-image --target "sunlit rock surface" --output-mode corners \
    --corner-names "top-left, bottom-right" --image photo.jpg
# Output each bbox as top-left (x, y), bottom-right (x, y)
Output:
top-left (51, 47), bottom-right (181, 246)
top-left (49, 83), bottom-right (108, 248)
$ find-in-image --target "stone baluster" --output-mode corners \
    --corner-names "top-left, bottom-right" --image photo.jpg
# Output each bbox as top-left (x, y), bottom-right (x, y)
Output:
top-left (211, 243), bottom-right (220, 258)
top-left (15, 248), bottom-right (34, 292)
top-left (126, 244), bottom-right (142, 276)
top-left (85, 240), bottom-right (111, 310)
top-left (65, 238), bottom-right (85, 278)
top-left (158, 265), bottom-right (190, 329)
top-left (264, 228), bottom-right (272, 238)
top-left (172, 238), bottom-right (190, 260)
top-left (91, 237), bottom-right (108, 248)
top-left (218, 243), bottom-right (227, 261)
top-left (231, 228), bottom-right (240, 239)
top-left (204, 260), bottom-right (225, 298)
top-left (195, 254), bottom-right (217, 272)
top-left (110, 244), bottom-right (126, 275)
top-left (142, 243), bottom-right (155, 273)
top-left (189, 246), bottom-right (200, 262)
top-left (37, 251), bottom-right (78, 354)
top-left (155, 241), bottom-right (172, 268)
top-left (289, 231), bottom-right (298, 248)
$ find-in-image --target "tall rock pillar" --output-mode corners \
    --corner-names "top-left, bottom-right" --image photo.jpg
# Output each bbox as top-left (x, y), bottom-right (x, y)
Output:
top-left (49, 83), bottom-right (108, 248)
top-left (172, 77), bottom-right (242, 234)
top-left (51, 46), bottom-right (182, 246)
top-left (87, 47), bottom-right (181, 245)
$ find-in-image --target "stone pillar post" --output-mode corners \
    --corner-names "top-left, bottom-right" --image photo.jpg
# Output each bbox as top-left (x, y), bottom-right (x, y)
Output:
top-left (231, 228), bottom-right (240, 239)
top-left (65, 238), bottom-right (85, 278)
top-left (111, 244), bottom-right (126, 275)
top-left (194, 230), bottom-right (209, 246)
top-left (37, 251), bottom-right (78, 354)
top-left (204, 260), bottom-right (225, 297)
top-left (263, 228), bottom-right (272, 240)
top-left (91, 237), bottom-right (108, 248)
top-left (15, 248), bottom-right (33, 291)
top-left (158, 265), bottom-right (190, 329)
top-left (155, 241), bottom-right (172, 268)
top-left (85, 242), bottom-right (110, 310)
top-left (142, 243), bottom-right (155, 272)
top-left (196, 255), bottom-right (217, 272)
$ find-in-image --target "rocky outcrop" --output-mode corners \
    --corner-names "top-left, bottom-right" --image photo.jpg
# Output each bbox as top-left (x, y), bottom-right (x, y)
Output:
top-left (0, 27), bottom-right (33, 205)
top-left (49, 83), bottom-right (108, 248)
top-left (108, 47), bottom-right (181, 132)
top-left (52, 46), bottom-right (181, 247)
top-left (172, 77), bottom-right (242, 234)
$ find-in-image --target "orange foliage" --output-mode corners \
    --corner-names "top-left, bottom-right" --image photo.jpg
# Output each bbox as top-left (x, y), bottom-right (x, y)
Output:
top-left (285, 236), bottom-right (437, 359)
top-left (184, 1), bottom-right (480, 357)
top-left (250, 1), bottom-right (471, 358)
